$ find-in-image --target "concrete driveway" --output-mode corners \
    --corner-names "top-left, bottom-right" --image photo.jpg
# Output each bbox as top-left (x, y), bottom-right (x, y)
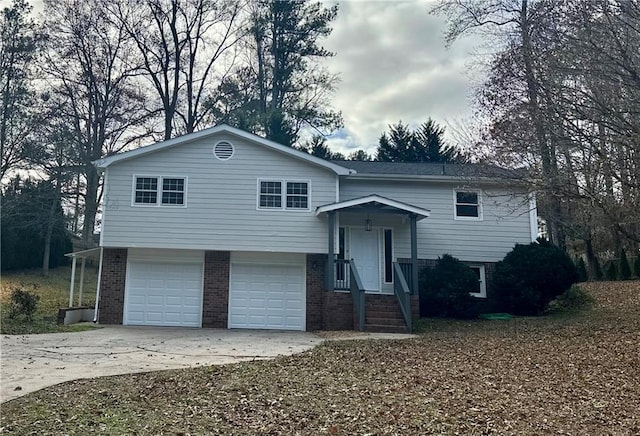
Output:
top-left (1, 326), bottom-right (323, 403)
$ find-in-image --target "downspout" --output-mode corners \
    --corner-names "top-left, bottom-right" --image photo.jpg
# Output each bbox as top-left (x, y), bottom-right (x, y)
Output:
top-left (93, 247), bottom-right (104, 322)
top-left (528, 192), bottom-right (538, 242)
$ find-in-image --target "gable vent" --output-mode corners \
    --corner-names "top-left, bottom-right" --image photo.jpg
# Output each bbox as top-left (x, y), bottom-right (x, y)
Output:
top-left (213, 140), bottom-right (234, 160)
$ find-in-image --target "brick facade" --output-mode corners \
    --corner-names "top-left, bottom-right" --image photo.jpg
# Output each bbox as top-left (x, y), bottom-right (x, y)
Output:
top-left (97, 248), bottom-right (128, 325)
top-left (202, 250), bottom-right (230, 328)
top-left (322, 292), bottom-right (355, 330)
top-left (306, 254), bottom-right (356, 331)
top-left (306, 254), bottom-right (325, 331)
top-left (96, 248), bottom-right (418, 331)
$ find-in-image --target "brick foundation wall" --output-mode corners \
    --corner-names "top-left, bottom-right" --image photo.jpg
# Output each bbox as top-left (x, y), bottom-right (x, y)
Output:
top-left (202, 251), bottom-right (230, 328)
top-left (323, 291), bottom-right (354, 330)
top-left (98, 248), bottom-right (128, 325)
top-left (306, 254), bottom-right (356, 331)
top-left (306, 254), bottom-right (326, 331)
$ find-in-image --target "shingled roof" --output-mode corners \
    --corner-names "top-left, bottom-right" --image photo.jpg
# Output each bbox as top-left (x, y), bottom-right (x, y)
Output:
top-left (331, 160), bottom-right (526, 180)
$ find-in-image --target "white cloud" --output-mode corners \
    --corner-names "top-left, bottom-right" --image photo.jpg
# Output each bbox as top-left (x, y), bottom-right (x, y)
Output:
top-left (321, 0), bottom-right (487, 155)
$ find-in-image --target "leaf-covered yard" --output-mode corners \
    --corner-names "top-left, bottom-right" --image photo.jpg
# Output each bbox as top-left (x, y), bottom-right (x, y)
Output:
top-left (2, 282), bottom-right (639, 435)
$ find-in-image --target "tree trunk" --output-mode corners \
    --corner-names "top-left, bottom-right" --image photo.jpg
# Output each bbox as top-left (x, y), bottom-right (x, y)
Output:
top-left (520, 0), bottom-right (565, 249)
top-left (585, 237), bottom-right (597, 280)
top-left (42, 175), bottom-right (62, 276)
top-left (82, 165), bottom-right (99, 243)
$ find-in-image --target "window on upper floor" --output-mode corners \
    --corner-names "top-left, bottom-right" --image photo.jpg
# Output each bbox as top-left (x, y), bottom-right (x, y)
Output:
top-left (258, 180), bottom-right (310, 210)
top-left (469, 265), bottom-right (487, 298)
top-left (133, 176), bottom-right (186, 206)
top-left (454, 190), bottom-right (482, 220)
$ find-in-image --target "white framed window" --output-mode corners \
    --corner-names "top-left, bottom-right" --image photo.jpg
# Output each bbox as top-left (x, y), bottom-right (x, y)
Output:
top-left (259, 181), bottom-right (282, 208)
top-left (469, 265), bottom-right (486, 298)
top-left (133, 176), bottom-right (187, 207)
top-left (454, 189), bottom-right (482, 220)
top-left (257, 179), bottom-right (310, 211)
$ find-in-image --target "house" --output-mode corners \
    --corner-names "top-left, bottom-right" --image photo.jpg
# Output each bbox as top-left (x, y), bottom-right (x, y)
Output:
top-left (92, 125), bottom-right (536, 332)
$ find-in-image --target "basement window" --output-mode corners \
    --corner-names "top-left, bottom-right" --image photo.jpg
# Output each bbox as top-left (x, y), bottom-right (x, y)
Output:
top-left (469, 265), bottom-right (487, 298)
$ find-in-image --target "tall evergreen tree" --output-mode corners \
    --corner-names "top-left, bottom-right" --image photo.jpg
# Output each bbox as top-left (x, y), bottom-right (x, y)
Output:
top-left (348, 149), bottom-right (372, 161)
top-left (299, 135), bottom-right (344, 160)
top-left (0, 0), bottom-right (41, 180)
top-left (376, 120), bottom-right (464, 163)
top-left (376, 122), bottom-right (414, 162)
top-left (214, 0), bottom-right (342, 146)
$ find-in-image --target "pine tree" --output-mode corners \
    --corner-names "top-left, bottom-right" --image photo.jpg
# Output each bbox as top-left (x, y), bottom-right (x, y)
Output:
top-left (375, 119), bottom-right (464, 163)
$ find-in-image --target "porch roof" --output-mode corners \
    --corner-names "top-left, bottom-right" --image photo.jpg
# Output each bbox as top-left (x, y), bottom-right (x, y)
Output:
top-left (315, 195), bottom-right (430, 221)
top-left (64, 247), bottom-right (101, 259)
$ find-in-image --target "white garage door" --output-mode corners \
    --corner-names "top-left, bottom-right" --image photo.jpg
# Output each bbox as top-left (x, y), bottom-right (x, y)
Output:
top-left (229, 256), bottom-right (305, 331)
top-left (125, 261), bottom-right (203, 327)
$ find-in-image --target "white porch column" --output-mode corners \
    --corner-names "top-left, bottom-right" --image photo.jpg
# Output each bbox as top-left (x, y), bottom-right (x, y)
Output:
top-left (78, 257), bottom-right (86, 306)
top-left (327, 210), bottom-right (336, 291)
top-left (69, 256), bottom-right (77, 307)
top-left (410, 214), bottom-right (419, 294)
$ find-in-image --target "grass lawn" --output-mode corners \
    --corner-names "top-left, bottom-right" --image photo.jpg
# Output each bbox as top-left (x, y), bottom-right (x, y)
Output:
top-left (1, 281), bottom-right (639, 435)
top-left (0, 266), bottom-right (99, 334)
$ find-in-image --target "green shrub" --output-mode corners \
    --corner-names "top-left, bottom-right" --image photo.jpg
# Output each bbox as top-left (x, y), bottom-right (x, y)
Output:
top-left (634, 256), bottom-right (640, 278)
top-left (619, 250), bottom-right (631, 280)
top-left (492, 238), bottom-right (578, 316)
top-left (419, 254), bottom-right (480, 319)
top-left (606, 262), bottom-right (617, 281)
top-left (576, 258), bottom-right (588, 282)
top-left (550, 284), bottom-right (595, 312)
top-left (8, 288), bottom-right (40, 321)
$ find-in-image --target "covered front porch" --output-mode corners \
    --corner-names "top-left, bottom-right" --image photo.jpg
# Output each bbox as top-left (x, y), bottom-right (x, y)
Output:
top-left (316, 195), bottom-right (430, 332)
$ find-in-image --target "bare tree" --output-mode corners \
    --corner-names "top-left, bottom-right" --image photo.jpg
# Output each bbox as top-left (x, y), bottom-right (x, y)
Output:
top-left (111, 0), bottom-right (244, 140)
top-left (433, 0), bottom-right (640, 265)
top-left (41, 0), bottom-right (150, 242)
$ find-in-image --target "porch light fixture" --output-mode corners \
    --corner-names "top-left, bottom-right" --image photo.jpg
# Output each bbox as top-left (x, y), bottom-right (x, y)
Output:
top-left (365, 217), bottom-right (373, 232)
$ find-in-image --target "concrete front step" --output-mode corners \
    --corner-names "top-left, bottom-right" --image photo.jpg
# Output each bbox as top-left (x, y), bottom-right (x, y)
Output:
top-left (366, 313), bottom-right (405, 322)
top-left (364, 317), bottom-right (407, 327)
top-left (364, 324), bottom-right (409, 333)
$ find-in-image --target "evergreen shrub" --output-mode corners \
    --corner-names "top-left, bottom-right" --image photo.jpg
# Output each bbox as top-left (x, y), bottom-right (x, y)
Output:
top-left (492, 239), bottom-right (578, 315)
top-left (419, 254), bottom-right (480, 319)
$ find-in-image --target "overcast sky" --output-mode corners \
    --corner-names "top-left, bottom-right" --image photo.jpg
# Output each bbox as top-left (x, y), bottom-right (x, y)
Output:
top-left (28, 0), bottom-right (485, 156)
top-left (321, 0), bottom-right (486, 156)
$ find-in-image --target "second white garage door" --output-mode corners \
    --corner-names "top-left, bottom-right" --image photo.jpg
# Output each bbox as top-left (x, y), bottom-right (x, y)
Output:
top-left (229, 254), bottom-right (306, 331)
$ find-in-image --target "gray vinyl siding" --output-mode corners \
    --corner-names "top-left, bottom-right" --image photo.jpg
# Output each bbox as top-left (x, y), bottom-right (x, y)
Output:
top-left (101, 134), bottom-right (336, 253)
top-left (339, 179), bottom-right (533, 262)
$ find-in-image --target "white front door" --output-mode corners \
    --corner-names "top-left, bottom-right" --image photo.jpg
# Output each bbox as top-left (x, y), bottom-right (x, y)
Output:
top-left (350, 228), bottom-right (380, 291)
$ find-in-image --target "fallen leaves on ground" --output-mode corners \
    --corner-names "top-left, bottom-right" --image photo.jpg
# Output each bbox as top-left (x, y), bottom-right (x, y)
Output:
top-left (1, 281), bottom-right (639, 435)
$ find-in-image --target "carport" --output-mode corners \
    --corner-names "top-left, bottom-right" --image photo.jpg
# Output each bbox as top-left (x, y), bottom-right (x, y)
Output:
top-left (65, 247), bottom-right (101, 317)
